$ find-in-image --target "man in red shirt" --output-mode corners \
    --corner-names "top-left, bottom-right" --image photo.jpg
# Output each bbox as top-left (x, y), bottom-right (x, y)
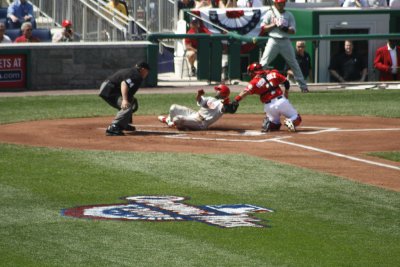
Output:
top-left (14, 22), bottom-right (40, 43)
top-left (184, 17), bottom-right (210, 76)
top-left (374, 40), bottom-right (400, 81)
top-left (232, 62), bottom-right (302, 132)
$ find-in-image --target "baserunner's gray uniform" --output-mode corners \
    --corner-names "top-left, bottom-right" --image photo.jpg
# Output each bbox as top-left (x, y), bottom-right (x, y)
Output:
top-left (259, 7), bottom-right (308, 91)
top-left (169, 96), bottom-right (225, 130)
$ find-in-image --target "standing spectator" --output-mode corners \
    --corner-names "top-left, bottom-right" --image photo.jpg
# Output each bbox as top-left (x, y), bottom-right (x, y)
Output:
top-left (236, 0), bottom-right (264, 7)
top-left (107, 0), bottom-right (128, 16)
top-left (284, 41), bottom-right (312, 83)
top-left (329, 40), bottom-right (367, 82)
top-left (99, 62), bottom-right (150, 136)
top-left (232, 62), bottom-right (302, 132)
top-left (178, 0), bottom-right (195, 17)
top-left (184, 17), bottom-right (211, 76)
top-left (14, 22), bottom-right (40, 43)
top-left (374, 40), bottom-right (400, 81)
top-left (52, 19), bottom-right (74, 43)
top-left (259, 0), bottom-right (309, 92)
top-left (7, 0), bottom-right (36, 29)
top-left (0, 22), bottom-right (12, 43)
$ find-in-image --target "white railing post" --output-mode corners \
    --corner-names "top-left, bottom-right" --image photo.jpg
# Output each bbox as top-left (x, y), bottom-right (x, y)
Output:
top-left (67, 0), bottom-right (72, 21)
top-left (82, 5), bottom-right (87, 41)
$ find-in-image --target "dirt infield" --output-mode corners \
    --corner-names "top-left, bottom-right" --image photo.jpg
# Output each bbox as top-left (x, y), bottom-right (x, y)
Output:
top-left (0, 114), bottom-right (399, 191)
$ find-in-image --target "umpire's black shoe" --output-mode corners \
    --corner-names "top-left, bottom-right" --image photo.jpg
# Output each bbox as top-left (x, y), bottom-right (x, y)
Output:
top-left (106, 124), bottom-right (124, 136)
top-left (124, 124), bottom-right (136, 131)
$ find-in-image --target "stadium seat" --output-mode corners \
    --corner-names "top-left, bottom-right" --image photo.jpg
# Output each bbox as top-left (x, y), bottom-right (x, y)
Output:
top-left (0, 8), bottom-right (7, 26)
top-left (5, 29), bottom-right (21, 42)
top-left (32, 28), bottom-right (52, 42)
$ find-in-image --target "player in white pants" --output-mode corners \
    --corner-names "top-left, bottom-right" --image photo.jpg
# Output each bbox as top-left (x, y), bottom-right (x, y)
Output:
top-left (260, 0), bottom-right (309, 93)
top-left (158, 85), bottom-right (236, 130)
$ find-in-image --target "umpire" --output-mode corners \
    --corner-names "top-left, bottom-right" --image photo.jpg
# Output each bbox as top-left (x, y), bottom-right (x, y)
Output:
top-left (99, 62), bottom-right (150, 136)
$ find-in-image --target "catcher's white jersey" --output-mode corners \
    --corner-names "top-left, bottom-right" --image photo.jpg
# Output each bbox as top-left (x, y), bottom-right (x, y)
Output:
top-left (169, 96), bottom-right (225, 130)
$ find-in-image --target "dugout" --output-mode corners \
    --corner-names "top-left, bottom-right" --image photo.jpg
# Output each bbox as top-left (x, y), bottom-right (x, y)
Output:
top-left (289, 7), bottom-right (400, 83)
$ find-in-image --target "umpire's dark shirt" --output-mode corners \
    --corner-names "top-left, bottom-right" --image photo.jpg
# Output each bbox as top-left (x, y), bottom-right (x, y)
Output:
top-left (107, 67), bottom-right (143, 99)
top-left (329, 53), bottom-right (366, 82)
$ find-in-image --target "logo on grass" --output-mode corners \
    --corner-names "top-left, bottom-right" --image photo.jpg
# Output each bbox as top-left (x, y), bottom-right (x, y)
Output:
top-left (62, 196), bottom-right (273, 228)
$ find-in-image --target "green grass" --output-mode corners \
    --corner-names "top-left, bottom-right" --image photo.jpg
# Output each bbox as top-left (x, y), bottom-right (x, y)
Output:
top-left (0, 90), bottom-right (399, 124)
top-left (368, 151), bottom-right (400, 162)
top-left (0, 90), bottom-right (399, 266)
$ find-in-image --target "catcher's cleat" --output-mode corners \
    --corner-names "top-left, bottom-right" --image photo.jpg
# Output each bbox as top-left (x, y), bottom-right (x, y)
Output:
top-left (284, 119), bottom-right (296, 132)
top-left (106, 124), bottom-right (124, 136)
top-left (124, 124), bottom-right (136, 131)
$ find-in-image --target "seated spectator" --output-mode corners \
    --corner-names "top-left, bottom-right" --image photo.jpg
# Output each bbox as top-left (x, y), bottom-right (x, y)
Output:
top-left (374, 40), bottom-right (400, 81)
top-left (185, 17), bottom-right (211, 76)
top-left (52, 19), bottom-right (74, 42)
top-left (329, 40), bottom-right (367, 82)
top-left (342, 0), bottom-right (369, 7)
top-left (7, 0), bottom-right (36, 29)
top-left (236, 0), bottom-right (264, 7)
top-left (107, 0), bottom-right (128, 16)
top-left (0, 22), bottom-right (11, 43)
top-left (178, 0), bottom-right (195, 17)
top-left (14, 22), bottom-right (40, 42)
top-left (284, 41), bottom-right (313, 83)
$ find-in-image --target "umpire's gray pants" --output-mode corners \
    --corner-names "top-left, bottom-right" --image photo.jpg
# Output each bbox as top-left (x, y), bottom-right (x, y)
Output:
top-left (260, 38), bottom-right (308, 90)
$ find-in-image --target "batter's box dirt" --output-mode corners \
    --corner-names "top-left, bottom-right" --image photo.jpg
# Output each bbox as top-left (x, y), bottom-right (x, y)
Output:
top-left (0, 114), bottom-right (399, 191)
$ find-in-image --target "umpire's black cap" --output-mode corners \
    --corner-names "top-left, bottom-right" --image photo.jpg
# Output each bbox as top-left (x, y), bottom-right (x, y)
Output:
top-left (136, 62), bottom-right (150, 71)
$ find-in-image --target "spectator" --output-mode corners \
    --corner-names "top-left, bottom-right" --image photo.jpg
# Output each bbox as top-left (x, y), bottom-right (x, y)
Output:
top-left (329, 40), bottom-right (367, 82)
top-left (284, 41), bottom-right (313, 83)
top-left (7, 0), bottom-right (36, 29)
top-left (52, 19), bottom-right (74, 42)
top-left (195, 0), bottom-right (225, 8)
top-left (99, 62), bottom-right (150, 136)
top-left (178, 0), bottom-right (195, 17)
top-left (14, 22), bottom-right (40, 43)
top-left (107, 0), bottom-right (128, 16)
top-left (342, 0), bottom-right (369, 7)
top-left (0, 22), bottom-right (11, 43)
top-left (184, 17), bottom-right (211, 76)
top-left (374, 40), bottom-right (400, 81)
top-left (259, 0), bottom-right (309, 92)
top-left (236, 0), bottom-right (264, 7)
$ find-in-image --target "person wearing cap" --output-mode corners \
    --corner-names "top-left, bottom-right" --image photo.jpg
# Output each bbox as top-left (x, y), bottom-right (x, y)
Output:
top-left (99, 62), bottom-right (150, 136)
top-left (185, 17), bottom-right (211, 76)
top-left (374, 40), bottom-right (400, 81)
top-left (52, 19), bottom-right (74, 43)
top-left (259, 0), bottom-right (309, 92)
top-left (157, 85), bottom-right (238, 130)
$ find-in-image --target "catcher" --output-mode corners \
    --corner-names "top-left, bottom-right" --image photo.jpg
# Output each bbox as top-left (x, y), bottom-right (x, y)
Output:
top-left (232, 62), bottom-right (302, 132)
top-left (157, 84), bottom-right (238, 130)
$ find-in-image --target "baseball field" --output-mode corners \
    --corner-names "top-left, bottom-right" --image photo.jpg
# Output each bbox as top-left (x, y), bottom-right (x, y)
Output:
top-left (0, 89), bottom-right (399, 266)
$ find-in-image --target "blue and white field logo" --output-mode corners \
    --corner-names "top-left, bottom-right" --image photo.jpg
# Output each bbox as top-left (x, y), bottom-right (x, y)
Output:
top-left (62, 196), bottom-right (273, 228)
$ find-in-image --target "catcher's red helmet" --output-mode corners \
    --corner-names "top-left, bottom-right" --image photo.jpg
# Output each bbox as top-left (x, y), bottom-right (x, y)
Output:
top-left (62, 20), bottom-right (72, 28)
top-left (214, 84), bottom-right (230, 98)
top-left (247, 62), bottom-right (263, 78)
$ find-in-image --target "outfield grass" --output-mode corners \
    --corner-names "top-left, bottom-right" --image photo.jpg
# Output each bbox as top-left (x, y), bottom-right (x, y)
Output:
top-left (369, 151), bottom-right (400, 162)
top-left (0, 90), bottom-right (399, 266)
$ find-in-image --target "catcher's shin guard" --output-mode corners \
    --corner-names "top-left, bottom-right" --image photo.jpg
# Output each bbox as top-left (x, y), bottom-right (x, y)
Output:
top-left (293, 114), bottom-right (302, 126)
top-left (261, 118), bottom-right (281, 132)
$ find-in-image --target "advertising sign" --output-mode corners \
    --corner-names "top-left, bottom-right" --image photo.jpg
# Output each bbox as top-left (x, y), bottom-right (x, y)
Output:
top-left (0, 54), bottom-right (27, 89)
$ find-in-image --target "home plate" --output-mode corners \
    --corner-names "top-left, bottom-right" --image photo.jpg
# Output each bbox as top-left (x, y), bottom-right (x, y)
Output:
top-left (214, 130), bottom-right (266, 136)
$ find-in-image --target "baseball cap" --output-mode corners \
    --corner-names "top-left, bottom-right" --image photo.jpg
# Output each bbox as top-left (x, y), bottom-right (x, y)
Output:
top-left (274, 0), bottom-right (286, 3)
top-left (137, 62), bottom-right (150, 70)
top-left (190, 17), bottom-right (200, 24)
top-left (62, 19), bottom-right (72, 28)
